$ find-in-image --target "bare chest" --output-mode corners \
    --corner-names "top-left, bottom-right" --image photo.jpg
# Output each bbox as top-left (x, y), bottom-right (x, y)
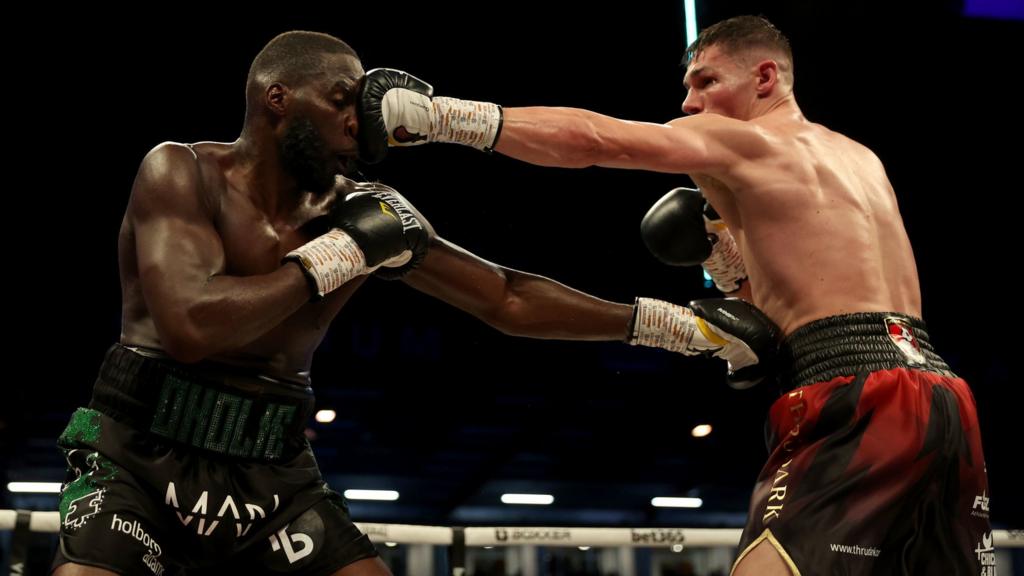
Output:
top-left (216, 192), bottom-right (322, 276)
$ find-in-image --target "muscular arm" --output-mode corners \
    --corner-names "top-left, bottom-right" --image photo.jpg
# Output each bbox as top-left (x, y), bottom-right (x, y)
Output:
top-left (402, 238), bottom-right (632, 340)
top-left (129, 143), bottom-right (311, 362)
top-left (494, 108), bottom-right (742, 173)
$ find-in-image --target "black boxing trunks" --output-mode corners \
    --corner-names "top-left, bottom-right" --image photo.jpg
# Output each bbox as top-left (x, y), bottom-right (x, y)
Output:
top-left (734, 313), bottom-right (994, 576)
top-left (51, 344), bottom-right (378, 575)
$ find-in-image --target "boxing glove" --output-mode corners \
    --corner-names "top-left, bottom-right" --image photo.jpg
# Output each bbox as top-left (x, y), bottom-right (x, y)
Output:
top-left (285, 183), bottom-right (431, 297)
top-left (358, 68), bottom-right (502, 163)
top-left (627, 296), bottom-right (780, 389)
top-left (641, 187), bottom-right (747, 293)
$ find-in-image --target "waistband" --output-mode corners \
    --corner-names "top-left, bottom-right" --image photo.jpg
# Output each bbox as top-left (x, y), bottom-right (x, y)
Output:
top-left (781, 312), bottom-right (953, 390)
top-left (89, 344), bottom-right (315, 462)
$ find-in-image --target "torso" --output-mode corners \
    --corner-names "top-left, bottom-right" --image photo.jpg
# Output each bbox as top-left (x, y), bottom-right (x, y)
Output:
top-left (119, 142), bottom-right (364, 384)
top-left (695, 113), bottom-right (921, 334)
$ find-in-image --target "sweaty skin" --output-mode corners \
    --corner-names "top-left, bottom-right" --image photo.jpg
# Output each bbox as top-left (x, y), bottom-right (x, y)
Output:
top-left (493, 44), bottom-right (920, 335)
top-left (120, 53), bottom-right (633, 385)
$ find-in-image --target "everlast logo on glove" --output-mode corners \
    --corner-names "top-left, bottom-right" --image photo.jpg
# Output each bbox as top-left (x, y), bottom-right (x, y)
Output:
top-left (371, 191), bottom-right (422, 232)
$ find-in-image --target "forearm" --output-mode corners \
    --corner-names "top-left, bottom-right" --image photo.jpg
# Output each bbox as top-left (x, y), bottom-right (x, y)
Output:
top-left (494, 271), bottom-right (633, 340)
top-left (494, 107), bottom-right (635, 168)
top-left (404, 239), bottom-right (631, 340)
top-left (152, 263), bottom-right (312, 362)
top-left (362, 68), bottom-right (713, 172)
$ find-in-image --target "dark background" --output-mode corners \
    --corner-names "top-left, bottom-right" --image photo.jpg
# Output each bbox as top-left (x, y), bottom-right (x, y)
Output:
top-left (4, 0), bottom-right (1021, 537)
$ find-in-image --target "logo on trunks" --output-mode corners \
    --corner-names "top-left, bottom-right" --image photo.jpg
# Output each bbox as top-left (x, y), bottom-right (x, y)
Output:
top-left (884, 316), bottom-right (926, 365)
top-left (973, 490), bottom-right (990, 519)
top-left (762, 458), bottom-right (793, 524)
top-left (269, 523), bottom-right (315, 564)
top-left (828, 542), bottom-right (880, 557)
top-left (631, 529), bottom-right (686, 545)
top-left (495, 528), bottom-right (572, 542)
top-left (63, 488), bottom-right (106, 531)
top-left (164, 481), bottom-right (280, 537)
top-left (974, 531), bottom-right (996, 575)
top-left (109, 514), bottom-right (165, 576)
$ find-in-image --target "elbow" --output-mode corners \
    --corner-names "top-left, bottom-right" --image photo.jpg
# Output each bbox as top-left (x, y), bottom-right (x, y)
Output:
top-left (489, 310), bottom-right (530, 339)
top-left (487, 285), bottom-right (535, 338)
top-left (157, 319), bottom-right (215, 364)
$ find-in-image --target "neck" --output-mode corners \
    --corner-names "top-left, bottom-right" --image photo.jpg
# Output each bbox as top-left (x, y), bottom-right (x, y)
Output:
top-left (754, 92), bottom-right (803, 121)
top-left (235, 122), bottom-right (306, 218)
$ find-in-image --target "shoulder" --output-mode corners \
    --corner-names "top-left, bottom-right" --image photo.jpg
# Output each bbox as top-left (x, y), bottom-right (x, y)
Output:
top-left (130, 142), bottom-right (217, 218)
top-left (668, 114), bottom-right (775, 160)
top-left (134, 142), bottom-right (202, 192)
top-left (821, 126), bottom-right (885, 170)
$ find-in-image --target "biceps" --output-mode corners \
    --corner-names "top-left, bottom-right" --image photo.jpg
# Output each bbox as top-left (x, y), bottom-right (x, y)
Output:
top-left (134, 215), bottom-right (225, 310)
top-left (598, 122), bottom-right (717, 173)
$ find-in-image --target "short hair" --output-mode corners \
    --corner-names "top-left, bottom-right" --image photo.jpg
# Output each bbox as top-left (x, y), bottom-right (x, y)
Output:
top-left (245, 31), bottom-right (358, 110)
top-left (685, 16), bottom-right (793, 81)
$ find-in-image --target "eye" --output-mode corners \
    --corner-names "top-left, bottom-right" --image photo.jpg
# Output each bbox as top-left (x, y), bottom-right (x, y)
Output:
top-left (333, 90), bottom-right (357, 109)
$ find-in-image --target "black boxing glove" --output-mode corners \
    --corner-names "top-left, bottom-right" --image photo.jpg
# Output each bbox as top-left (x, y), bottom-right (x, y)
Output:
top-left (640, 187), bottom-right (712, 265)
top-left (357, 68), bottom-right (434, 164)
top-left (284, 183), bottom-right (432, 297)
top-left (357, 68), bottom-right (502, 163)
top-left (641, 187), bottom-right (747, 293)
top-left (627, 297), bottom-right (781, 389)
top-left (348, 183), bottom-right (434, 281)
top-left (689, 298), bottom-right (781, 389)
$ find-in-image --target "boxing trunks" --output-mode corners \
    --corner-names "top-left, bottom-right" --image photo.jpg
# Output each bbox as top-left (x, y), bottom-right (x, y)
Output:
top-left (51, 344), bottom-right (378, 575)
top-left (734, 313), bottom-right (994, 575)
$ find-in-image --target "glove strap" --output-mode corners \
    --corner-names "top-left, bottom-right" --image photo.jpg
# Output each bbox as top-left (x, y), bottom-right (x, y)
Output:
top-left (430, 97), bottom-right (503, 152)
top-left (702, 218), bottom-right (747, 293)
top-left (627, 297), bottom-right (727, 355)
top-left (284, 229), bottom-right (368, 298)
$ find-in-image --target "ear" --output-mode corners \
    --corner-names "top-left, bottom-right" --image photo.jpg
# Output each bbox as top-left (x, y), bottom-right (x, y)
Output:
top-left (266, 83), bottom-right (289, 116)
top-left (754, 60), bottom-right (779, 97)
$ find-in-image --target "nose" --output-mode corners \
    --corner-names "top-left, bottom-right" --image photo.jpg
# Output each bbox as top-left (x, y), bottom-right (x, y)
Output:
top-left (681, 90), bottom-right (702, 115)
top-left (344, 107), bottom-right (359, 141)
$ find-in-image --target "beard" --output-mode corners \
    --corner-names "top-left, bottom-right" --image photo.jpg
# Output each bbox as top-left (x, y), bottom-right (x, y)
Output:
top-left (280, 117), bottom-right (339, 194)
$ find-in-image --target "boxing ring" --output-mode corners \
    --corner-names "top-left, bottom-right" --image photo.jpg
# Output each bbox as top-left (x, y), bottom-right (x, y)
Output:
top-left (3, 510), bottom-right (1022, 575)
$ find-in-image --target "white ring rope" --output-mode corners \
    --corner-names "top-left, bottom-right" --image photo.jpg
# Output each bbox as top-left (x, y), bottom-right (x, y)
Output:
top-left (2, 510), bottom-right (1022, 548)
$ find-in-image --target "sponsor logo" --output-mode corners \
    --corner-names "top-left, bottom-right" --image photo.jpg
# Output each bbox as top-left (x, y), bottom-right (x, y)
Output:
top-left (110, 514), bottom-right (164, 575)
top-left (975, 531), bottom-right (997, 575)
top-left (164, 481), bottom-right (279, 537)
top-left (885, 317), bottom-right (926, 365)
top-left (631, 529), bottom-right (686, 545)
top-left (266, 508), bottom-right (323, 567)
top-left (371, 190), bottom-right (423, 231)
top-left (495, 528), bottom-right (572, 542)
top-left (973, 491), bottom-right (990, 519)
top-left (63, 489), bottom-right (105, 531)
top-left (378, 202), bottom-right (399, 221)
top-left (829, 543), bottom-right (881, 557)
top-left (270, 523), bottom-right (315, 564)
